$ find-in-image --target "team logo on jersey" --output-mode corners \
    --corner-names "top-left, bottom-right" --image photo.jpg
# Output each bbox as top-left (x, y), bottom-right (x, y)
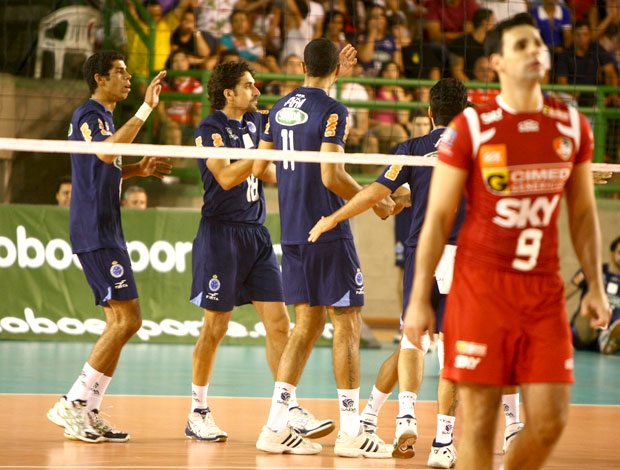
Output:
top-left (480, 144), bottom-right (509, 193)
top-left (225, 127), bottom-right (239, 141)
top-left (208, 275), bottom-right (221, 292)
top-left (246, 121), bottom-right (257, 134)
top-left (552, 137), bottom-right (573, 161)
top-left (324, 113), bottom-right (339, 137)
top-left (518, 120), bottom-right (539, 133)
top-left (195, 136), bottom-right (203, 147)
top-left (283, 94), bottom-right (307, 109)
top-left (110, 261), bottom-right (124, 278)
top-left (384, 164), bottom-right (403, 181)
top-left (98, 119), bottom-right (112, 136)
top-left (439, 126), bottom-right (457, 149)
top-left (68, 123), bottom-right (73, 137)
top-left (480, 108), bottom-right (503, 125)
top-left (80, 122), bottom-right (92, 142)
top-left (484, 169), bottom-right (510, 193)
top-left (211, 133), bottom-right (224, 147)
top-left (275, 108), bottom-right (308, 126)
top-left (114, 156), bottom-right (122, 171)
top-left (355, 269), bottom-right (364, 286)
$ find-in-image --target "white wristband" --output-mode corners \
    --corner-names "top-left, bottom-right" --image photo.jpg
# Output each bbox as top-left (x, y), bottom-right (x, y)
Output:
top-left (135, 103), bottom-right (153, 122)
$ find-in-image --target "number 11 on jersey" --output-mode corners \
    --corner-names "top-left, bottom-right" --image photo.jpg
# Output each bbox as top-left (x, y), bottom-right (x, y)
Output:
top-left (281, 129), bottom-right (295, 171)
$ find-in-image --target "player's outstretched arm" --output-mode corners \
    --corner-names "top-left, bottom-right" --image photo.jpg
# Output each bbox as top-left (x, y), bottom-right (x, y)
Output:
top-left (95, 71), bottom-right (167, 164)
top-left (565, 160), bottom-right (611, 328)
top-left (308, 182), bottom-right (392, 242)
top-left (122, 157), bottom-right (172, 180)
top-left (207, 157), bottom-right (254, 190)
top-left (253, 140), bottom-right (275, 181)
top-left (403, 162), bottom-right (467, 348)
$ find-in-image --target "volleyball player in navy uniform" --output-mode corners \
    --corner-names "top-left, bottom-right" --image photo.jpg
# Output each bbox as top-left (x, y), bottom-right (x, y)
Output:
top-left (187, 62), bottom-right (333, 443)
top-left (253, 39), bottom-right (393, 457)
top-left (47, 51), bottom-right (170, 443)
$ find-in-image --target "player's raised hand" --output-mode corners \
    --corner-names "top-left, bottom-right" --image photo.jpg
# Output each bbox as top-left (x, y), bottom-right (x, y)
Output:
top-left (308, 215), bottom-right (337, 243)
top-left (580, 288), bottom-right (611, 329)
top-left (339, 44), bottom-right (357, 77)
top-left (144, 71), bottom-right (167, 108)
top-left (138, 156), bottom-right (172, 179)
top-left (402, 298), bottom-right (435, 351)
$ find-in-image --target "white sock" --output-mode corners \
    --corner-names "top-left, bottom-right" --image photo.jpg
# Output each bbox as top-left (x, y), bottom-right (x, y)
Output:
top-left (267, 382), bottom-right (295, 433)
top-left (502, 393), bottom-right (520, 426)
top-left (191, 383), bottom-right (209, 412)
top-left (362, 385), bottom-right (391, 416)
top-left (87, 374), bottom-right (111, 411)
top-left (435, 414), bottom-right (455, 444)
top-left (338, 388), bottom-right (360, 437)
top-left (398, 391), bottom-right (417, 418)
top-left (67, 362), bottom-right (103, 402)
top-left (288, 389), bottom-right (300, 410)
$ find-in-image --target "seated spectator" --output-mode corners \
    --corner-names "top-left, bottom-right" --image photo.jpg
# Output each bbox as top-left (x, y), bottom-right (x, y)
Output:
top-left (126, 0), bottom-right (192, 90)
top-left (329, 62), bottom-right (370, 152)
top-left (530, 0), bottom-right (572, 54)
top-left (263, 54), bottom-right (304, 98)
top-left (484, 0), bottom-right (528, 24)
top-left (171, 9), bottom-right (216, 69)
top-left (567, 235), bottom-right (620, 355)
top-left (556, 20), bottom-right (619, 106)
top-left (323, 0), bottom-right (366, 37)
top-left (401, 18), bottom-right (442, 80)
top-left (158, 50), bottom-right (203, 146)
top-left (598, 23), bottom-right (620, 72)
top-left (236, 0), bottom-right (282, 57)
top-left (194, 0), bottom-right (235, 39)
top-left (323, 10), bottom-right (349, 50)
top-left (426, 0), bottom-right (477, 44)
top-left (122, 186), bottom-right (148, 209)
top-left (467, 56), bottom-right (500, 105)
top-left (363, 61), bottom-right (410, 154)
top-left (55, 175), bottom-right (72, 208)
top-left (357, 4), bottom-right (402, 76)
top-left (217, 10), bottom-right (278, 72)
top-left (450, 8), bottom-right (494, 82)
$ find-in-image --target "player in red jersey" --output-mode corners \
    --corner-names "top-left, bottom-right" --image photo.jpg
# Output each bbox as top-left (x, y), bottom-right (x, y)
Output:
top-left (403, 13), bottom-right (611, 470)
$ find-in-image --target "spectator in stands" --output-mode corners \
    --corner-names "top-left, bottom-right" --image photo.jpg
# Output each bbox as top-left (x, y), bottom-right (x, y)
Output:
top-left (530, 0), bottom-right (573, 54)
top-left (158, 50), bottom-right (203, 146)
top-left (236, 0), bottom-right (282, 57)
top-left (218, 49), bottom-right (241, 64)
top-left (263, 54), bottom-right (304, 98)
top-left (323, 10), bottom-right (349, 50)
top-left (55, 175), bottom-right (72, 208)
top-left (592, 0), bottom-right (620, 38)
top-left (126, 0), bottom-right (192, 93)
top-left (194, 0), bottom-right (235, 39)
top-left (557, 20), bottom-right (619, 107)
top-left (278, 0), bottom-right (315, 63)
top-left (122, 186), bottom-right (148, 209)
top-left (357, 4), bottom-right (402, 75)
top-left (467, 56), bottom-right (500, 105)
top-left (217, 10), bottom-right (278, 72)
top-left (598, 23), bottom-right (620, 72)
top-left (567, 0), bottom-right (599, 35)
top-left (401, 18), bottom-right (442, 81)
top-left (483, 0), bottom-right (528, 24)
top-left (363, 60), bottom-right (410, 154)
top-left (426, 0), bottom-right (477, 44)
top-left (171, 9), bottom-right (216, 69)
top-left (307, 0), bottom-right (326, 40)
top-left (324, 0), bottom-right (366, 37)
top-left (450, 8), bottom-right (495, 82)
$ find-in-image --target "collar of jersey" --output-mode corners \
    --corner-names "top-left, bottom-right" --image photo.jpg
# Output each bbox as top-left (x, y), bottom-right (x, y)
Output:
top-left (496, 95), bottom-right (543, 115)
top-left (88, 98), bottom-right (113, 116)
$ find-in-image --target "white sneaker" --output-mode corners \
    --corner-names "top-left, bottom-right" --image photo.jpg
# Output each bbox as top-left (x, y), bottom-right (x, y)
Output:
top-left (392, 416), bottom-right (418, 459)
top-left (256, 424), bottom-right (322, 454)
top-left (47, 396), bottom-right (104, 443)
top-left (89, 409), bottom-right (130, 442)
top-left (599, 319), bottom-right (620, 355)
top-left (334, 425), bottom-right (392, 458)
top-left (360, 412), bottom-right (378, 434)
top-left (503, 422), bottom-right (524, 453)
top-left (428, 440), bottom-right (457, 468)
top-left (185, 408), bottom-right (227, 442)
top-left (288, 406), bottom-right (335, 438)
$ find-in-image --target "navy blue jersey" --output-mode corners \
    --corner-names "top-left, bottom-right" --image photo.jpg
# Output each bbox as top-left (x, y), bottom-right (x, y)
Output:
top-left (375, 127), bottom-right (466, 247)
top-left (262, 87), bottom-right (352, 244)
top-left (69, 99), bottom-right (125, 253)
top-left (195, 110), bottom-right (268, 224)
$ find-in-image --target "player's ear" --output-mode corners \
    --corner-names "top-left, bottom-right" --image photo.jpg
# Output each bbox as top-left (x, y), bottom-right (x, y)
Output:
top-left (489, 53), bottom-right (501, 74)
top-left (94, 73), bottom-right (107, 89)
top-left (301, 62), bottom-right (307, 74)
top-left (223, 88), bottom-right (234, 103)
top-left (335, 63), bottom-right (341, 78)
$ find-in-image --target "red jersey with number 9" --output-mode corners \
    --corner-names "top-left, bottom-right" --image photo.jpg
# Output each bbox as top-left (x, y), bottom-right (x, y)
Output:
top-left (438, 95), bottom-right (593, 274)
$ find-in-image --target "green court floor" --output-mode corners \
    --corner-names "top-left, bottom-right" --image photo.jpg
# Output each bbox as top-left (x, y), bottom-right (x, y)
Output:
top-left (1, 341), bottom-right (618, 404)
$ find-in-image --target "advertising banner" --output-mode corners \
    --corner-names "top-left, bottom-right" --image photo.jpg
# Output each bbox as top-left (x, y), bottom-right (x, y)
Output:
top-left (0, 205), bottom-right (335, 344)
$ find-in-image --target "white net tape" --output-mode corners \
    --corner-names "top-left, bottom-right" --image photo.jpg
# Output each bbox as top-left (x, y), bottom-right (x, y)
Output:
top-left (1, 138), bottom-right (620, 173)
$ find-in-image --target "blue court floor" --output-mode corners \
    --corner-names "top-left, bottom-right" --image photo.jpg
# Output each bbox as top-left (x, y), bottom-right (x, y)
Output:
top-left (1, 340), bottom-right (619, 404)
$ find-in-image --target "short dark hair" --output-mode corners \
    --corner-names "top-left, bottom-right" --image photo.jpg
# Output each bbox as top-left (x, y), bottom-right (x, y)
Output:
top-left (304, 38), bottom-right (340, 77)
top-left (611, 236), bottom-right (620, 252)
top-left (429, 78), bottom-right (468, 126)
top-left (208, 61), bottom-right (255, 110)
top-left (574, 20), bottom-right (590, 30)
top-left (484, 12), bottom-right (536, 56)
top-left (56, 175), bottom-right (72, 193)
top-left (473, 8), bottom-right (493, 30)
top-left (83, 50), bottom-right (125, 94)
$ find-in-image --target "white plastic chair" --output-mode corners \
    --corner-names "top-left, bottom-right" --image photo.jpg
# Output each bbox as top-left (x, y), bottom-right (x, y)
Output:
top-left (34, 6), bottom-right (101, 79)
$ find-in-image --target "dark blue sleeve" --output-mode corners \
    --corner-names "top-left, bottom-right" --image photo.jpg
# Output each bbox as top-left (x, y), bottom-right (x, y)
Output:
top-left (195, 123), bottom-right (228, 148)
top-left (77, 111), bottom-right (113, 143)
top-left (322, 101), bottom-right (349, 147)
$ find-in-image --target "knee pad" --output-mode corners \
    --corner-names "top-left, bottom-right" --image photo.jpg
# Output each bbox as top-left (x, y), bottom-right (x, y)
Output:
top-left (401, 332), bottom-right (431, 354)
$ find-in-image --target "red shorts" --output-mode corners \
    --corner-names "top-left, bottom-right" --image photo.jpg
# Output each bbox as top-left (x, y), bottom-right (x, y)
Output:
top-left (442, 261), bottom-right (574, 386)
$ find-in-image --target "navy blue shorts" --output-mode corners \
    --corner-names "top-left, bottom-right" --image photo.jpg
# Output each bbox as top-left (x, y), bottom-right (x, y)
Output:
top-left (78, 248), bottom-right (139, 307)
top-left (281, 239), bottom-right (364, 307)
top-left (190, 219), bottom-right (284, 312)
top-left (394, 207), bottom-right (411, 268)
top-left (401, 245), bottom-right (444, 332)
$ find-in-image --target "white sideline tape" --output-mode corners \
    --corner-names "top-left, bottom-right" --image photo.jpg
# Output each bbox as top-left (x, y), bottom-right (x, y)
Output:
top-left (0, 138), bottom-right (619, 172)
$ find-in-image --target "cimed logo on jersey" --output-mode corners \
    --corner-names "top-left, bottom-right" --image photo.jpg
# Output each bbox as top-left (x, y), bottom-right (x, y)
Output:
top-left (275, 107), bottom-right (308, 126)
